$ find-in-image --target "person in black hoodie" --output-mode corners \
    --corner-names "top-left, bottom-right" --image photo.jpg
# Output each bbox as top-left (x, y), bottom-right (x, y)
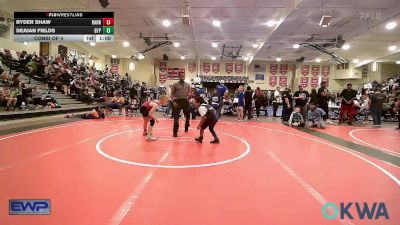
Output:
top-left (282, 86), bottom-right (293, 123)
top-left (61, 69), bottom-right (73, 95)
top-left (243, 86), bottom-right (254, 120)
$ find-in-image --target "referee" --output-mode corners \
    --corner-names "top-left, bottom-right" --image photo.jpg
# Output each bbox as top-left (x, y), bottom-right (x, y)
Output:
top-left (171, 72), bottom-right (191, 137)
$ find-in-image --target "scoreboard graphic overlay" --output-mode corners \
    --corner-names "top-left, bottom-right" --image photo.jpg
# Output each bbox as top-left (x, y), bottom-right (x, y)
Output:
top-left (14, 12), bottom-right (114, 43)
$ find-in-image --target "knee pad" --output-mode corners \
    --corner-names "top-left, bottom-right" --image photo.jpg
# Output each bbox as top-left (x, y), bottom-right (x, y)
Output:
top-left (150, 119), bottom-right (155, 126)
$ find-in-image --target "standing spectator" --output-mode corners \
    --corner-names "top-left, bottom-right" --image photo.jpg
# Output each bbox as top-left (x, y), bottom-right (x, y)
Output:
top-left (215, 81), bottom-right (228, 116)
top-left (171, 72), bottom-right (191, 137)
top-left (306, 102), bottom-right (326, 129)
top-left (140, 82), bottom-right (148, 105)
top-left (281, 87), bottom-right (293, 123)
top-left (236, 85), bottom-right (245, 121)
top-left (243, 86), bottom-right (253, 120)
top-left (61, 69), bottom-right (73, 95)
top-left (310, 88), bottom-right (318, 105)
top-left (253, 87), bottom-right (264, 120)
top-left (338, 83), bottom-right (357, 125)
top-left (293, 85), bottom-right (310, 120)
top-left (318, 81), bottom-right (331, 123)
top-left (369, 88), bottom-right (386, 127)
top-left (394, 96), bottom-right (400, 130)
top-left (272, 86), bottom-right (282, 117)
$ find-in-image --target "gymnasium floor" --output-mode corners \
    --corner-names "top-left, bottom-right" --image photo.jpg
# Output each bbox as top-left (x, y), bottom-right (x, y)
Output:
top-left (0, 117), bottom-right (399, 225)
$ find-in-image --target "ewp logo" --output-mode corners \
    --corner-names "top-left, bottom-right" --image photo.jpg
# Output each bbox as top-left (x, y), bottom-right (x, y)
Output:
top-left (9, 199), bottom-right (50, 215)
top-left (322, 202), bottom-right (389, 220)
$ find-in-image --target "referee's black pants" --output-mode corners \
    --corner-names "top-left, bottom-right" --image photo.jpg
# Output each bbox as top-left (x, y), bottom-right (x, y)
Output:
top-left (172, 98), bottom-right (190, 133)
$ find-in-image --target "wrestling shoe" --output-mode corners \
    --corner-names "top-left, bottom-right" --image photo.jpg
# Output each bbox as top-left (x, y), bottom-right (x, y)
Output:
top-left (173, 132), bottom-right (178, 137)
top-left (195, 137), bottom-right (203, 143)
top-left (210, 139), bottom-right (220, 144)
top-left (146, 133), bottom-right (157, 141)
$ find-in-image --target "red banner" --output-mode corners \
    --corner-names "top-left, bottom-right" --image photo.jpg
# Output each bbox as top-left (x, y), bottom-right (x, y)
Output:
top-left (188, 63), bottom-right (196, 73)
top-left (226, 63), bottom-right (233, 74)
top-left (235, 63), bottom-right (244, 74)
top-left (321, 65), bottom-right (330, 77)
top-left (270, 64), bottom-right (278, 75)
top-left (111, 64), bottom-right (118, 73)
top-left (203, 63), bottom-right (210, 74)
top-left (311, 65), bottom-right (320, 76)
top-left (321, 77), bottom-right (329, 87)
top-left (269, 76), bottom-right (277, 87)
top-left (212, 63), bottom-right (220, 73)
top-left (159, 61), bottom-right (167, 73)
top-left (301, 65), bottom-right (310, 76)
top-left (159, 73), bottom-right (166, 84)
top-left (279, 76), bottom-right (287, 87)
top-left (279, 64), bottom-right (288, 75)
top-left (310, 77), bottom-right (319, 88)
top-left (300, 77), bottom-right (309, 88)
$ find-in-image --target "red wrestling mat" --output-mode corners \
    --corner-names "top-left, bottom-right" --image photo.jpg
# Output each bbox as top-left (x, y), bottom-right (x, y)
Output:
top-left (0, 118), bottom-right (399, 225)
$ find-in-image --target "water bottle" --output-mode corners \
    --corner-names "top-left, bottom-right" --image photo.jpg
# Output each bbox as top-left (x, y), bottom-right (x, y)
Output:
top-left (21, 102), bottom-right (26, 110)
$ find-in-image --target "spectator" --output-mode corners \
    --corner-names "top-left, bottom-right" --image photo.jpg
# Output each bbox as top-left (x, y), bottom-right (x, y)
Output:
top-left (243, 86), bottom-right (253, 120)
top-left (307, 102), bottom-right (326, 129)
top-left (293, 85), bottom-right (310, 120)
top-left (1, 85), bottom-right (18, 110)
top-left (369, 88), bottom-right (386, 127)
top-left (236, 85), bottom-right (245, 121)
top-left (253, 87), bottom-right (264, 120)
top-left (61, 69), bottom-right (73, 95)
top-left (281, 86), bottom-right (293, 123)
top-left (338, 83), bottom-right (357, 125)
top-left (272, 86), bottom-right (282, 117)
top-left (106, 92), bottom-right (125, 115)
top-left (317, 81), bottom-right (332, 123)
top-left (288, 106), bottom-right (305, 127)
top-left (310, 88), bottom-right (318, 105)
top-left (216, 81), bottom-right (228, 116)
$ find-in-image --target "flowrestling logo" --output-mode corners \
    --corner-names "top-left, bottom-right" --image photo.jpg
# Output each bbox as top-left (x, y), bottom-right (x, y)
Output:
top-left (9, 199), bottom-right (50, 215)
top-left (322, 202), bottom-right (389, 220)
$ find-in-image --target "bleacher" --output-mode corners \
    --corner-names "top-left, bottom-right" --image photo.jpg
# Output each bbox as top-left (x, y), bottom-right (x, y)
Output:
top-left (0, 48), bottom-right (93, 120)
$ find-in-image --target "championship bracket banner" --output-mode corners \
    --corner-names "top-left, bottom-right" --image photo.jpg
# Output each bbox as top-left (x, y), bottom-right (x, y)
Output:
top-left (310, 77), bottom-right (319, 88)
top-left (321, 65), bottom-right (330, 76)
top-left (203, 63), bottom-right (210, 74)
top-left (301, 65), bottom-right (310, 76)
top-left (212, 63), bottom-right (220, 73)
top-left (235, 63), bottom-right (244, 74)
top-left (226, 63), bottom-right (233, 74)
top-left (188, 63), bottom-right (196, 73)
top-left (269, 76), bottom-right (277, 86)
top-left (300, 77), bottom-right (309, 88)
top-left (279, 76), bottom-right (287, 87)
top-left (167, 68), bottom-right (185, 80)
top-left (270, 64), bottom-right (278, 75)
top-left (279, 64), bottom-right (288, 75)
top-left (311, 65), bottom-right (320, 76)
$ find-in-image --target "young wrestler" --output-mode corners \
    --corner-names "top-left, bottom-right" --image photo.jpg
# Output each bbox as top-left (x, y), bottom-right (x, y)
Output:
top-left (140, 99), bottom-right (162, 141)
top-left (193, 97), bottom-right (220, 144)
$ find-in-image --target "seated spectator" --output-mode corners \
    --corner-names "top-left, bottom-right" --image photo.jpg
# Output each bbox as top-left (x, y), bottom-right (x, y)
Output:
top-left (1, 70), bottom-right (10, 85)
top-left (26, 58), bottom-right (38, 78)
top-left (1, 85), bottom-right (18, 110)
top-left (306, 102), bottom-right (326, 129)
top-left (125, 96), bottom-right (139, 116)
top-left (32, 86), bottom-right (44, 105)
top-left (106, 92), bottom-right (125, 115)
top-left (288, 106), bottom-right (305, 127)
top-left (11, 73), bottom-right (21, 88)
